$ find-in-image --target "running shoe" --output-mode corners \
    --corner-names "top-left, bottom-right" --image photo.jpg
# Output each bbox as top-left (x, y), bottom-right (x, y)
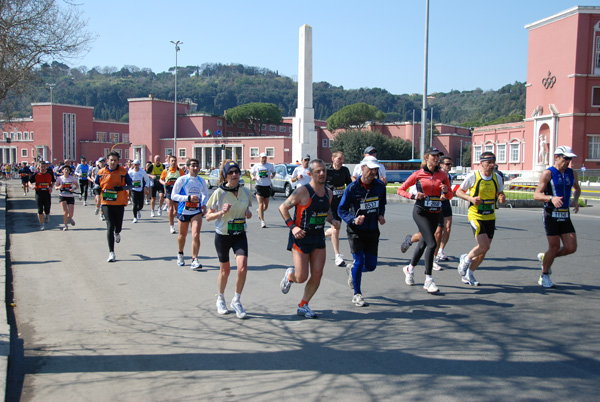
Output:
top-left (40, 224), bottom-right (44, 231)
top-left (177, 254), bottom-right (185, 266)
top-left (538, 274), bottom-right (555, 288)
top-left (433, 261), bottom-right (443, 271)
top-left (100, 214), bottom-right (106, 222)
top-left (145, 199), bottom-right (150, 205)
top-left (423, 278), bottom-right (440, 293)
top-left (297, 304), bottom-right (318, 319)
top-left (537, 252), bottom-right (551, 275)
top-left (190, 258), bottom-right (202, 270)
top-left (462, 270), bottom-right (480, 286)
top-left (162, 204), bottom-right (168, 211)
top-left (115, 232), bottom-right (121, 243)
top-left (403, 265), bottom-right (414, 286)
top-left (95, 207), bottom-right (100, 215)
top-left (69, 218), bottom-right (75, 226)
top-left (23, 192), bottom-right (27, 196)
top-left (437, 252), bottom-right (448, 261)
top-left (335, 254), bottom-right (346, 267)
top-left (107, 252), bottom-right (116, 262)
top-left (83, 201), bottom-right (87, 206)
top-left (133, 218), bottom-right (138, 223)
top-left (352, 293), bottom-right (369, 307)
top-left (261, 220), bottom-right (266, 228)
top-left (78, 195), bottom-right (82, 201)
top-left (170, 225), bottom-right (176, 234)
top-left (157, 208), bottom-right (162, 216)
top-left (151, 210), bottom-right (155, 218)
top-left (280, 267), bottom-right (294, 294)
top-left (346, 266), bottom-right (354, 289)
top-left (216, 297), bottom-right (229, 315)
top-left (458, 254), bottom-right (470, 276)
top-left (137, 211), bottom-right (142, 219)
top-left (400, 235), bottom-right (412, 253)
top-left (45, 214), bottom-right (50, 223)
top-left (230, 299), bottom-right (247, 319)
top-left (62, 226), bottom-right (68, 231)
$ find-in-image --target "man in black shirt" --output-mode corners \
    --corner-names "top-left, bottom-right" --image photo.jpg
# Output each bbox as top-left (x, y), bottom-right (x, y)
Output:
top-left (325, 151), bottom-right (352, 267)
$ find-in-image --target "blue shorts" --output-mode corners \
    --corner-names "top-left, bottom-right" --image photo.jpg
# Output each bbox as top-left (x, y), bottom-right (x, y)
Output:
top-left (287, 230), bottom-right (325, 254)
top-left (177, 212), bottom-right (202, 223)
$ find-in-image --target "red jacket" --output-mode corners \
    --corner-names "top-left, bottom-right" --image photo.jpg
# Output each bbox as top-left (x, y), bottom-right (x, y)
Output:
top-left (397, 166), bottom-right (453, 213)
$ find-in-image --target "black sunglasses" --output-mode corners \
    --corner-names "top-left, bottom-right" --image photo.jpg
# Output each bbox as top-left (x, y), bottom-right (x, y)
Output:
top-left (560, 155), bottom-right (572, 161)
top-left (443, 163), bottom-right (453, 166)
top-left (227, 170), bottom-right (240, 175)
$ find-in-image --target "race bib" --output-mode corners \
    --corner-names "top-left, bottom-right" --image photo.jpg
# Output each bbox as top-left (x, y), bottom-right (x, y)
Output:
top-left (60, 183), bottom-right (73, 194)
top-left (333, 186), bottom-right (345, 197)
top-left (424, 197), bottom-right (442, 209)
top-left (185, 201), bottom-right (199, 211)
top-left (81, 172), bottom-right (87, 179)
top-left (258, 170), bottom-right (268, 178)
top-left (308, 212), bottom-right (328, 230)
top-left (38, 182), bottom-right (50, 191)
top-left (102, 189), bottom-right (117, 201)
top-left (552, 208), bottom-right (569, 220)
top-left (167, 178), bottom-right (177, 185)
top-left (227, 219), bottom-right (246, 235)
top-left (360, 197), bottom-right (379, 214)
top-left (478, 201), bottom-right (495, 215)
top-left (133, 180), bottom-right (142, 188)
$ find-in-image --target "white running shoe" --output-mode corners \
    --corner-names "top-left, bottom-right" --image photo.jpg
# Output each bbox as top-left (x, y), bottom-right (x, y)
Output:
top-left (115, 232), bottom-right (121, 243)
top-left (352, 293), bottom-right (369, 307)
top-left (261, 220), bottom-right (266, 228)
top-left (537, 252), bottom-right (551, 275)
top-left (157, 208), bottom-right (162, 216)
top-left (403, 265), bottom-right (414, 286)
top-left (40, 224), bottom-right (44, 231)
top-left (297, 304), bottom-right (318, 318)
top-left (83, 201), bottom-right (87, 206)
top-left (133, 218), bottom-right (138, 223)
top-left (100, 214), bottom-right (106, 221)
top-left (107, 252), bottom-right (116, 262)
top-left (280, 267), bottom-right (294, 294)
top-left (190, 258), bottom-right (202, 270)
top-left (433, 261), bottom-right (442, 271)
top-left (423, 278), bottom-right (439, 293)
top-left (216, 297), bottom-right (229, 315)
top-left (78, 195), bottom-right (82, 201)
top-left (538, 274), bottom-right (555, 288)
top-left (69, 218), bottom-right (75, 226)
top-left (170, 225), bottom-right (176, 234)
top-left (151, 210), bottom-right (156, 217)
top-left (230, 299), bottom-right (247, 319)
top-left (458, 254), bottom-right (470, 276)
top-left (177, 254), bottom-right (185, 266)
top-left (462, 270), bottom-right (480, 286)
top-left (437, 252), bottom-right (448, 261)
top-left (23, 192), bottom-right (27, 196)
top-left (346, 266), bottom-right (354, 289)
top-left (162, 204), bottom-right (168, 211)
top-left (145, 199), bottom-right (149, 205)
top-left (95, 207), bottom-right (100, 215)
top-left (401, 235), bottom-right (412, 253)
top-left (335, 254), bottom-right (346, 267)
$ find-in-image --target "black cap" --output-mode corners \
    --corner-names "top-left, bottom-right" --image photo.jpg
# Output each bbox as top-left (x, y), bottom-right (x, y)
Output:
top-left (364, 146), bottom-right (377, 155)
top-left (425, 147), bottom-right (444, 156)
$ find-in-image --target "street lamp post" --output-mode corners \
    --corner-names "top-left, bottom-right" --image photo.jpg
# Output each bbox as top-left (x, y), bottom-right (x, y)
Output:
top-left (170, 40), bottom-right (182, 162)
top-left (46, 83), bottom-right (55, 163)
top-left (460, 139), bottom-right (463, 166)
top-left (420, 0), bottom-right (430, 160)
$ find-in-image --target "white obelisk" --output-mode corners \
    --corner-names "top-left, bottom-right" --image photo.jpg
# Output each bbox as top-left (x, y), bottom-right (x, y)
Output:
top-left (292, 24), bottom-right (317, 163)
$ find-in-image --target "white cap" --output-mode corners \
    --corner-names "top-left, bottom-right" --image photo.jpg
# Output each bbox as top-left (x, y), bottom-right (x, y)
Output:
top-left (361, 155), bottom-right (380, 169)
top-left (554, 145), bottom-right (577, 158)
top-left (132, 159), bottom-right (141, 165)
top-left (259, 152), bottom-right (267, 157)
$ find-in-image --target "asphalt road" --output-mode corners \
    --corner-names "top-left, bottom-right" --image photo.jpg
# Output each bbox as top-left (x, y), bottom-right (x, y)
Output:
top-left (5, 182), bottom-right (600, 401)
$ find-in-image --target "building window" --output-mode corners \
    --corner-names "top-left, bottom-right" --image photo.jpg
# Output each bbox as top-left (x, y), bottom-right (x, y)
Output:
top-left (497, 144), bottom-right (506, 163)
top-left (592, 87), bottom-right (600, 107)
top-left (227, 121), bottom-right (233, 127)
top-left (484, 142), bottom-right (494, 154)
top-left (124, 149), bottom-right (129, 159)
top-left (589, 135), bottom-right (600, 159)
top-left (509, 142), bottom-right (520, 163)
top-left (17, 132), bottom-right (22, 140)
top-left (97, 132), bottom-right (107, 142)
top-left (237, 132), bottom-right (244, 137)
top-left (227, 131), bottom-right (234, 136)
top-left (329, 139), bottom-right (334, 148)
top-left (2, 132), bottom-right (6, 139)
top-left (269, 125), bottom-right (276, 132)
top-left (165, 148), bottom-right (173, 158)
top-left (122, 133), bottom-right (129, 142)
top-left (217, 119), bottom-right (223, 126)
top-left (265, 147), bottom-right (274, 157)
top-left (104, 148), bottom-right (110, 157)
top-left (21, 149), bottom-right (28, 157)
top-left (109, 133), bottom-right (119, 143)
top-left (279, 126), bottom-right (287, 133)
top-left (30, 132), bottom-right (34, 141)
top-left (10, 132), bottom-right (15, 139)
top-left (179, 148), bottom-right (186, 157)
top-left (23, 132), bottom-right (29, 140)
top-left (237, 122), bottom-right (245, 128)
top-left (322, 139), bottom-right (328, 148)
top-left (250, 147), bottom-right (259, 157)
top-left (473, 145), bottom-right (482, 163)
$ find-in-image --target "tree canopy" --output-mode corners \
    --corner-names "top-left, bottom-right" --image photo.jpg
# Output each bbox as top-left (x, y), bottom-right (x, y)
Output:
top-left (225, 102), bottom-right (283, 135)
top-left (331, 129), bottom-right (412, 164)
top-left (326, 103), bottom-right (385, 131)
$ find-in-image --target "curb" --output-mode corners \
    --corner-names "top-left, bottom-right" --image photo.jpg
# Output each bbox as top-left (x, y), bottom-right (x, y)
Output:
top-left (0, 183), bottom-right (9, 399)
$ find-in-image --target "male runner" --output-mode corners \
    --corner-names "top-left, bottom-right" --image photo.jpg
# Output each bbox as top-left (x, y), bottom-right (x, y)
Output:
top-left (291, 155), bottom-right (311, 187)
top-left (128, 159), bottom-right (150, 223)
top-left (434, 156), bottom-right (455, 262)
top-left (75, 156), bottom-right (90, 206)
top-left (279, 159), bottom-right (339, 318)
top-left (351, 146), bottom-right (387, 184)
top-left (533, 145), bottom-right (580, 288)
top-left (325, 151), bottom-right (352, 267)
top-left (250, 152), bottom-right (276, 228)
top-left (148, 154), bottom-right (166, 217)
top-left (29, 161), bottom-right (55, 230)
top-left (160, 155), bottom-right (186, 234)
top-left (456, 152), bottom-right (505, 286)
top-left (19, 162), bottom-right (31, 195)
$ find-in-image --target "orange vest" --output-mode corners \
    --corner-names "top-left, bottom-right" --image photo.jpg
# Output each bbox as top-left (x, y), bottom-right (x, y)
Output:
top-left (33, 172), bottom-right (53, 192)
top-left (98, 166), bottom-right (129, 205)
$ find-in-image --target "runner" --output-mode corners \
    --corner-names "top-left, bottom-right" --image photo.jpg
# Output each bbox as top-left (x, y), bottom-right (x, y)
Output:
top-left (75, 156), bottom-right (90, 206)
top-left (291, 155), bottom-right (311, 187)
top-left (206, 160), bottom-right (253, 318)
top-left (397, 148), bottom-right (452, 293)
top-left (170, 158), bottom-right (209, 269)
top-left (144, 161), bottom-right (153, 205)
top-left (351, 146), bottom-right (387, 184)
top-left (147, 154), bottom-right (166, 217)
top-left (160, 155), bottom-right (186, 234)
top-left (249, 152), bottom-right (276, 228)
top-left (90, 158), bottom-right (107, 221)
top-left (337, 156), bottom-right (386, 307)
top-left (29, 161), bottom-right (55, 230)
top-left (96, 151), bottom-right (132, 262)
top-left (54, 165), bottom-right (79, 231)
top-left (279, 159), bottom-right (339, 318)
top-left (128, 159), bottom-right (150, 223)
top-left (455, 151), bottom-right (505, 286)
top-left (325, 151), bottom-right (352, 267)
top-left (533, 145), bottom-right (580, 288)
top-left (19, 162), bottom-right (31, 196)
top-left (434, 156), bottom-right (455, 263)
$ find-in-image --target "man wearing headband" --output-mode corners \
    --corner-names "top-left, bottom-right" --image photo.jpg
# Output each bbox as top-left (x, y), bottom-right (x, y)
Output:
top-left (455, 151), bottom-right (505, 286)
top-left (533, 145), bottom-right (580, 288)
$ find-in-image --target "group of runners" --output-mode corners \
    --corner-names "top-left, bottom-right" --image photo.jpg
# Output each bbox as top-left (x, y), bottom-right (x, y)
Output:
top-left (20, 143), bottom-right (580, 319)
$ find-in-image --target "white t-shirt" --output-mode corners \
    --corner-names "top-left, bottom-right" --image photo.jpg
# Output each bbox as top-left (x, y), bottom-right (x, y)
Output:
top-left (460, 171), bottom-right (505, 193)
top-left (56, 175), bottom-right (78, 197)
top-left (352, 161), bottom-right (387, 180)
top-left (292, 166), bottom-right (311, 187)
top-left (250, 163), bottom-right (275, 186)
top-left (206, 186), bottom-right (253, 235)
top-left (128, 168), bottom-right (150, 192)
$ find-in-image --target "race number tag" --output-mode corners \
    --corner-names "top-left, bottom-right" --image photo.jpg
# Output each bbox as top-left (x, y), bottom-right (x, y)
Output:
top-left (309, 212), bottom-right (328, 230)
top-left (552, 208), bottom-right (569, 220)
top-left (258, 170), bottom-right (268, 178)
top-left (81, 172), bottom-right (87, 179)
top-left (424, 197), bottom-right (442, 208)
top-left (60, 182), bottom-right (73, 194)
top-left (39, 182), bottom-right (50, 191)
top-left (360, 197), bottom-right (379, 214)
top-left (133, 180), bottom-right (142, 188)
top-left (185, 201), bottom-right (199, 211)
top-left (102, 189), bottom-right (117, 201)
top-left (478, 201), bottom-right (495, 215)
top-left (227, 219), bottom-right (246, 235)
top-left (333, 186), bottom-right (345, 197)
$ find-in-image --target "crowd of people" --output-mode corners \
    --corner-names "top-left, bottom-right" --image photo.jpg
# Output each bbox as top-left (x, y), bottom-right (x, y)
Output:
top-left (17, 143), bottom-right (580, 318)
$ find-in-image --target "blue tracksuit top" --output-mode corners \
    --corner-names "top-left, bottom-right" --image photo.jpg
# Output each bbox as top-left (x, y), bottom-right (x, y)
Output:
top-left (338, 177), bottom-right (386, 232)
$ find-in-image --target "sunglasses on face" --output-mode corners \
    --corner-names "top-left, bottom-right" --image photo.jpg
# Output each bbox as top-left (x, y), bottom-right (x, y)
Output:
top-left (227, 170), bottom-right (240, 175)
top-left (561, 156), bottom-right (572, 161)
top-left (443, 163), bottom-right (453, 166)
top-left (188, 164), bottom-right (199, 167)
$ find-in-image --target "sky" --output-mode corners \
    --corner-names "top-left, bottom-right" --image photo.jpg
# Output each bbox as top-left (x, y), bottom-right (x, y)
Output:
top-left (71, 0), bottom-right (598, 95)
